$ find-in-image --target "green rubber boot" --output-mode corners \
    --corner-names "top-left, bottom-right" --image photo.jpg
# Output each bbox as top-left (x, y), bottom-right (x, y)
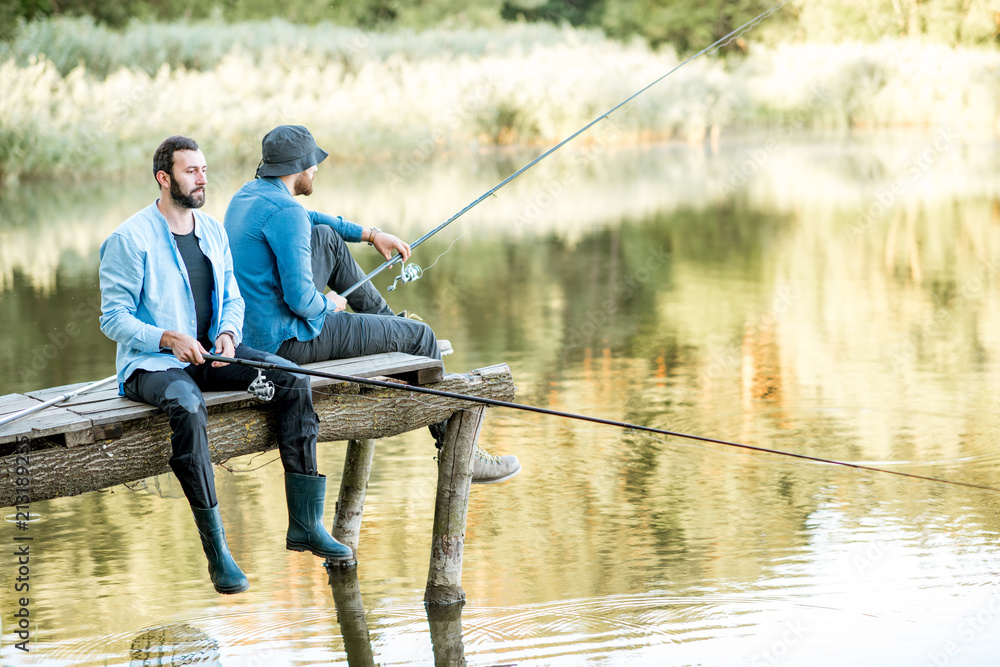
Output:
top-left (284, 473), bottom-right (353, 562)
top-left (190, 505), bottom-right (249, 595)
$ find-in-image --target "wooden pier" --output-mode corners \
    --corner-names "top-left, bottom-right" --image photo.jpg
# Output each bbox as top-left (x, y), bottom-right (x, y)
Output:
top-left (0, 348), bottom-right (515, 605)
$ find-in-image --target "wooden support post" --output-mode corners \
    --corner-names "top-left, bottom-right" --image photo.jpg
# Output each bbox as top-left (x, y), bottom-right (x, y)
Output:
top-left (424, 406), bottom-right (485, 605)
top-left (330, 438), bottom-right (376, 567)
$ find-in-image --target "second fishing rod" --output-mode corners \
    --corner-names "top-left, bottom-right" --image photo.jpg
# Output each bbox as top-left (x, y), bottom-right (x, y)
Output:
top-left (202, 352), bottom-right (999, 494)
top-left (342, 0), bottom-right (790, 298)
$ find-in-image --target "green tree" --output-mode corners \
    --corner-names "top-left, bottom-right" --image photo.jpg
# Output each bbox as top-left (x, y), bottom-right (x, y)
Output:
top-left (502, 0), bottom-right (794, 52)
top-left (0, 0), bottom-right (49, 40)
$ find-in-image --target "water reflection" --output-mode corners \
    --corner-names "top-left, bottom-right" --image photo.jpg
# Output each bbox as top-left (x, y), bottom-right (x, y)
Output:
top-left (327, 566), bottom-right (468, 666)
top-left (4, 138), bottom-right (1000, 664)
top-left (327, 567), bottom-right (377, 667)
top-left (425, 604), bottom-right (466, 667)
top-left (129, 624), bottom-right (221, 667)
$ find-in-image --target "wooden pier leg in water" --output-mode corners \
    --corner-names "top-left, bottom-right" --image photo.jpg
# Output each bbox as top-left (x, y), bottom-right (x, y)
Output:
top-left (330, 438), bottom-right (376, 567)
top-left (424, 406), bottom-right (485, 605)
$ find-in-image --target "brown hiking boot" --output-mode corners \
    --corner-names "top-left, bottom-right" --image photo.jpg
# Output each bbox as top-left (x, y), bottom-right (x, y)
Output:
top-left (471, 446), bottom-right (521, 484)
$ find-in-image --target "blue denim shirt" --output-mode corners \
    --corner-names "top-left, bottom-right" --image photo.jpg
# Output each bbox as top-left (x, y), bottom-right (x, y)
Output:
top-left (99, 201), bottom-right (245, 388)
top-left (224, 177), bottom-right (363, 353)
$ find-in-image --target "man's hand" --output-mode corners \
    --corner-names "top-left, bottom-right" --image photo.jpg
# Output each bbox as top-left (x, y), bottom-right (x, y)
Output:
top-left (211, 332), bottom-right (236, 367)
top-left (371, 231), bottom-right (410, 262)
top-left (326, 292), bottom-right (347, 312)
top-left (160, 330), bottom-right (207, 365)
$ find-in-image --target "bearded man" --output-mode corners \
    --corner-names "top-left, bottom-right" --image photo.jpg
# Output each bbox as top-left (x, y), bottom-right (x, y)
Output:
top-left (99, 136), bottom-right (354, 596)
top-left (224, 125), bottom-right (520, 484)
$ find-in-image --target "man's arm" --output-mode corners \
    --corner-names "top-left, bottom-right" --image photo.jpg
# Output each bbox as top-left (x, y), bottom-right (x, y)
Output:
top-left (98, 233), bottom-right (168, 353)
top-left (309, 210), bottom-right (363, 241)
top-left (309, 210), bottom-right (410, 261)
top-left (264, 208), bottom-right (333, 320)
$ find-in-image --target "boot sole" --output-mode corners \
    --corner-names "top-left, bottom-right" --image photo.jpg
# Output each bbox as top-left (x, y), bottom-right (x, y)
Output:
top-left (214, 581), bottom-right (249, 595)
top-left (471, 464), bottom-right (522, 485)
top-left (286, 541), bottom-right (354, 561)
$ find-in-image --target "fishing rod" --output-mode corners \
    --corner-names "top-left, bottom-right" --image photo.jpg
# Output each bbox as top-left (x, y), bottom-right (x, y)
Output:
top-left (342, 0), bottom-right (790, 297)
top-left (203, 352), bottom-right (998, 493)
top-left (0, 375), bottom-right (118, 429)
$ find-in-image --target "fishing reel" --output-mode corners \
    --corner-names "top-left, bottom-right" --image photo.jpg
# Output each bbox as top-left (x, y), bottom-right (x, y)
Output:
top-left (247, 369), bottom-right (275, 402)
top-left (387, 262), bottom-right (423, 292)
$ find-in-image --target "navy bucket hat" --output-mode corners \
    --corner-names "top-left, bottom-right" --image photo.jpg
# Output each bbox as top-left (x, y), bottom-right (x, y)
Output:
top-left (256, 125), bottom-right (329, 178)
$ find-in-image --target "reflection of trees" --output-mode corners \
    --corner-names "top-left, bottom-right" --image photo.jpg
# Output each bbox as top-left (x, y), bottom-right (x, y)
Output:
top-left (0, 272), bottom-right (116, 394)
top-left (5, 140), bottom-right (1000, 641)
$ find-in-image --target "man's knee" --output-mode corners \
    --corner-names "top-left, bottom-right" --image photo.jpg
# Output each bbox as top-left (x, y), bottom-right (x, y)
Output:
top-left (404, 320), bottom-right (440, 359)
top-left (164, 380), bottom-right (207, 427)
top-left (311, 224), bottom-right (345, 254)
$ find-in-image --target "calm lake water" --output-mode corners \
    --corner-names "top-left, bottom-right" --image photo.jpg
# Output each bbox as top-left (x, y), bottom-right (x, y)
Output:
top-left (3, 135), bottom-right (1000, 665)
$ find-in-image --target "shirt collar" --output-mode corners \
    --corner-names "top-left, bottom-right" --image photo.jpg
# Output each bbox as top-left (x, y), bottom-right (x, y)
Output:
top-left (152, 198), bottom-right (204, 239)
top-left (261, 176), bottom-right (292, 196)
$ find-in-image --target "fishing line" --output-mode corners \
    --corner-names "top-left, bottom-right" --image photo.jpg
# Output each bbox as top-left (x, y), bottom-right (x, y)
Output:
top-left (202, 352), bottom-right (1000, 494)
top-left (343, 0), bottom-right (791, 297)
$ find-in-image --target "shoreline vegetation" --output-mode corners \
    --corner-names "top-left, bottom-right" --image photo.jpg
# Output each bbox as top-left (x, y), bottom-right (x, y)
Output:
top-left (2, 17), bottom-right (999, 185)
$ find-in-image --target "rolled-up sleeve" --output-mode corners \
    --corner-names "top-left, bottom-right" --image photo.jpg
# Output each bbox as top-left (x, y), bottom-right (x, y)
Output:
top-left (98, 233), bottom-right (166, 353)
top-left (309, 210), bottom-right (363, 242)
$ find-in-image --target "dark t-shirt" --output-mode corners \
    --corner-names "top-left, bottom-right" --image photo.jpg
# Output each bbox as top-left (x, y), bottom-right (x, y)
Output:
top-left (172, 230), bottom-right (215, 350)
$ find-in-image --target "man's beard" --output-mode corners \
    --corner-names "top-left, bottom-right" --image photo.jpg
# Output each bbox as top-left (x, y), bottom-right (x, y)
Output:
top-left (294, 171), bottom-right (314, 196)
top-left (169, 177), bottom-right (206, 209)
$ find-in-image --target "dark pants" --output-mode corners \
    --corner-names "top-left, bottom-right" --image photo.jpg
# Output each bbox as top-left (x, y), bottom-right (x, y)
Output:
top-left (278, 225), bottom-right (442, 363)
top-left (277, 225), bottom-right (446, 444)
top-left (124, 344), bottom-right (319, 509)
top-left (311, 224), bottom-right (394, 317)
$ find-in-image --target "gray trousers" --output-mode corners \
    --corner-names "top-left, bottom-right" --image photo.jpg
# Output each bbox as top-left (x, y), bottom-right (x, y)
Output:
top-left (276, 225), bottom-right (441, 364)
top-left (276, 226), bottom-right (446, 445)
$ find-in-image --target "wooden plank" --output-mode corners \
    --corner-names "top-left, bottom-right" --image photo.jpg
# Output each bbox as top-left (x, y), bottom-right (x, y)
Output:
top-left (307, 352), bottom-right (440, 376)
top-left (0, 364), bottom-right (515, 507)
top-left (25, 383), bottom-right (119, 403)
top-left (307, 353), bottom-right (444, 386)
top-left (0, 352), bottom-right (445, 445)
top-left (0, 394), bottom-right (44, 417)
top-left (0, 405), bottom-right (93, 445)
top-left (67, 397), bottom-right (159, 417)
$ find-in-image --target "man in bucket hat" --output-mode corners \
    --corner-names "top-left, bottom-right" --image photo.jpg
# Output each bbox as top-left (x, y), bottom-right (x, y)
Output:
top-left (225, 125), bottom-right (520, 484)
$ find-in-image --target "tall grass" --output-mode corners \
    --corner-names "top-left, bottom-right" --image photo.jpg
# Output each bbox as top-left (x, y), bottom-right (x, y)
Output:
top-left (1, 18), bottom-right (999, 184)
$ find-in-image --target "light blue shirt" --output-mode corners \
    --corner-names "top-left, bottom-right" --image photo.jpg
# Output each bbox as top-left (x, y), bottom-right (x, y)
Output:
top-left (224, 177), bottom-right (363, 353)
top-left (99, 201), bottom-right (245, 388)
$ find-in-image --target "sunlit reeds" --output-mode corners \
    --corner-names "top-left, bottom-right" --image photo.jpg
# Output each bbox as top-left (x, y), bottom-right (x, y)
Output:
top-left (1, 18), bottom-right (998, 184)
